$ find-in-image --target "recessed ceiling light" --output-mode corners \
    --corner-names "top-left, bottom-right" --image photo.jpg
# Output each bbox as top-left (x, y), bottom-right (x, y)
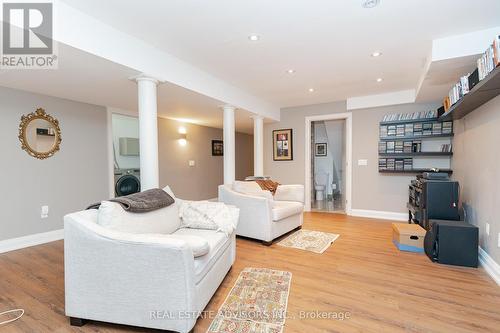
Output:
top-left (287, 69), bottom-right (295, 74)
top-left (371, 51), bottom-right (382, 57)
top-left (376, 78), bottom-right (383, 82)
top-left (308, 88), bottom-right (315, 92)
top-left (248, 34), bottom-right (260, 41)
top-left (362, 0), bottom-right (380, 8)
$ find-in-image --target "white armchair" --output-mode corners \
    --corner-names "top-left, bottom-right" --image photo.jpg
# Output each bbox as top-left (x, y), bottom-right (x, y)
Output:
top-left (64, 201), bottom-right (237, 333)
top-left (218, 181), bottom-right (304, 245)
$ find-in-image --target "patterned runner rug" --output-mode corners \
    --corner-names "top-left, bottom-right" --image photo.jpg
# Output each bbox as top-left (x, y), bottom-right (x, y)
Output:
top-left (277, 229), bottom-right (340, 253)
top-left (207, 267), bottom-right (292, 333)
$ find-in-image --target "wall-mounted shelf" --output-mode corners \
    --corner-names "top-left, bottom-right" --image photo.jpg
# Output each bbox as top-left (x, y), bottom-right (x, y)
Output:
top-left (379, 169), bottom-right (453, 174)
top-left (379, 152), bottom-right (453, 157)
top-left (379, 133), bottom-right (453, 141)
top-left (440, 65), bottom-right (500, 121)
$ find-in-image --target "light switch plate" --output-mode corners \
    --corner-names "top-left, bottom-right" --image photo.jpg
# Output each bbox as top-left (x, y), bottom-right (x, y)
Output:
top-left (498, 233), bottom-right (500, 248)
top-left (486, 223), bottom-right (490, 236)
top-left (358, 159), bottom-right (368, 166)
top-left (41, 205), bottom-right (49, 219)
top-left (188, 160), bottom-right (195, 167)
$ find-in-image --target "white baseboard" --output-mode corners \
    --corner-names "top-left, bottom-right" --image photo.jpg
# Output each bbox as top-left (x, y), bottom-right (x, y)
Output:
top-left (479, 247), bottom-right (500, 286)
top-left (350, 209), bottom-right (407, 221)
top-left (0, 229), bottom-right (64, 254)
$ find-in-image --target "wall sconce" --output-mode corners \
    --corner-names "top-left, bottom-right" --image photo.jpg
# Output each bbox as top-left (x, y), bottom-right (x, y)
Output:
top-left (178, 126), bottom-right (187, 146)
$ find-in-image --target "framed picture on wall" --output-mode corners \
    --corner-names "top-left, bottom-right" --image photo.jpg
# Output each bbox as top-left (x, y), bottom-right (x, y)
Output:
top-left (315, 143), bottom-right (327, 156)
top-left (273, 129), bottom-right (293, 161)
top-left (212, 140), bottom-right (223, 156)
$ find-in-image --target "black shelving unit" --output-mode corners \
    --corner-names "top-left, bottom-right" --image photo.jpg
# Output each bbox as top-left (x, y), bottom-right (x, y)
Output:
top-left (379, 133), bottom-right (453, 141)
top-left (440, 65), bottom-right (500, 121)
top-left (381, 169), bottom-right (453, 174)
top-left (379, 152), bottom-right (453, 157)
top-left (380, 117), bottom-right (440, 125)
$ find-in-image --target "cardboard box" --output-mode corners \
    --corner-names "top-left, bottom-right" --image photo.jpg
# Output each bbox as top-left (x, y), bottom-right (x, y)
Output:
top-left (392, 223), bottom-right (426, 253)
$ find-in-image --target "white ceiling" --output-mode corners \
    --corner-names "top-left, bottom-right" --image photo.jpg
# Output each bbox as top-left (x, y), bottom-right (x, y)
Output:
top-left (62, 0), bottom-right (500, 107)
top-left (0, 44), bottom-right (256, 133)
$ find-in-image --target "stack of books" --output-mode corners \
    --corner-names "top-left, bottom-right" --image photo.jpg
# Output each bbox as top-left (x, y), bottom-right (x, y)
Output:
top-left (395, 141), bottom-right (404, 153)
top-left (396, 124), bottom-right (405, 137)
top-left (404, 158), bottom-right (413, 170)
top-left (478, 35), bottom-right (500, 80)
top-left (422, 123), bottom-right (433, 136)
top-left (381, 110), bottom-right (438, 122)
top-left (413, 123), bottom-right (423, 136)
top-left (443, 34), bottom-right (500, 112)
top-left (442, 121), bottom-right (453, 134)
top-left (378, 158), bottom-right (414, 171)
top-left (378, 142), bottom-right (387, 153)
top-left (440, 144), bottom-right (453, 152)
top-left (380, 125), bottom-right (388, 137)
top-left (432, 123), bottom-right (442, 135)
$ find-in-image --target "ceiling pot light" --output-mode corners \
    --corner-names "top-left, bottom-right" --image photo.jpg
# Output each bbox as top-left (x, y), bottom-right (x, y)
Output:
top-left (376, 78), bottom-right (383, 82)
top-left (362, 0), bottom-right (380, 8)
top-left (371, 51), bottom-right (382, 57)
top-left (248, 34), bottom-right (260, 41)
top-left (308, 88), bottom-right (315, 92)
top-left (287, 69), bottom-right (295, 74)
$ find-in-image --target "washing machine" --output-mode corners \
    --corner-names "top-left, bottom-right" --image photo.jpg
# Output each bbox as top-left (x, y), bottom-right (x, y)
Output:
top-left (114, 168), bottom-right (141, 197)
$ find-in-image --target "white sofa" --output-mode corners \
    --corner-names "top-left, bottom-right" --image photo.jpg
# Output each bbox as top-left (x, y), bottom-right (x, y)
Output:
top-left (218, 181), bottom-right (304, 245)
top-left (64, 191), bottom-right (238, 333)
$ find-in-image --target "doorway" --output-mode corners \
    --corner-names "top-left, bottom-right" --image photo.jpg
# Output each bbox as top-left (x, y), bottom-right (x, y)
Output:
top-left (310, 119), bottom-right (346, 213)
top-left (304, 113), bottom-right (352, 213)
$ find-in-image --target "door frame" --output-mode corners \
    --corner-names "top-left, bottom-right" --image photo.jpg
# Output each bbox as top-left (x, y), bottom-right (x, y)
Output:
top-left (304, 112), bottom-right (352, 213)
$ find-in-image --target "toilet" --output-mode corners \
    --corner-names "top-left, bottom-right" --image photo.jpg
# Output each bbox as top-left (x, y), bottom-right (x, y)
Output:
top-left (315, 172), bottom-right (329, 201)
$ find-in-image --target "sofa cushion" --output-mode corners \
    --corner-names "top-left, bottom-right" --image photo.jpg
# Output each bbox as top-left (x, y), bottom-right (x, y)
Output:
top-left (143, 233), bottom-right (209, 257)
top-left (272, 201), bottom-right (304, 221)
top-left (97, 200), bottom-right (181, 234)
top-left (173, 228), bottom-right (231, 284)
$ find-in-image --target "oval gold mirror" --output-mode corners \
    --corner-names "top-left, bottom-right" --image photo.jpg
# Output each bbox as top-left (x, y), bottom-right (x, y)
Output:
top-left (18, 108), bottom-right (62, 159)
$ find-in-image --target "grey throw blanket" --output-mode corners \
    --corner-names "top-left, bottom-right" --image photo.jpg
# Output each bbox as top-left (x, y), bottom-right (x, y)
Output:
top-left (87, 188), bottom-right (175, 213)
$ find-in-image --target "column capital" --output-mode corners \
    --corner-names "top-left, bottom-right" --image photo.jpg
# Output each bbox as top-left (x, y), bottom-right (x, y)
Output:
top-left (220, 104), bottom-right (237, 112)
top-left (129, 74), bottom-right (163, 85)
top-left (250, 114), bottom-right (264, 120)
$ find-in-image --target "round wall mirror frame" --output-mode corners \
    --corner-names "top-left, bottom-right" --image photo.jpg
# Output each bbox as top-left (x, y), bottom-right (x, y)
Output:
top-left (18, 108), bottom-right (62, 159)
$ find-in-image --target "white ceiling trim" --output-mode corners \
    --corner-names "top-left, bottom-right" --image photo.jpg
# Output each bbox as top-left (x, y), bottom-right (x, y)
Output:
top-left (346, 89), bottom-right (415, 110)
top-left (55, 0), bottom-right (280, 121)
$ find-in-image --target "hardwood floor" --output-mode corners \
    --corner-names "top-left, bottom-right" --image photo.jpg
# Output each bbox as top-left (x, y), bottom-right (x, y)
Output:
top-left (1, 213), bottom-right (500, 332)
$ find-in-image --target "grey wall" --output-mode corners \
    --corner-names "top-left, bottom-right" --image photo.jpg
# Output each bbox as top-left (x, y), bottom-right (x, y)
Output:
top-left (264, 101), bottom-right (439, 213)
top-left (452, 95), bottom-right (500, 263)
top-left (0, 86), bottom-right (109, 241)
top-left (158, 118), bottom-right (253, 200)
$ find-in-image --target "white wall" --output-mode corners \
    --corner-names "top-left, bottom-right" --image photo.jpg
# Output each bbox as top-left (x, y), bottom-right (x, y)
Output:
top-left (0, 86), bottom-right (109, 241)
top-left (112, 113), bottom-right (140, 169)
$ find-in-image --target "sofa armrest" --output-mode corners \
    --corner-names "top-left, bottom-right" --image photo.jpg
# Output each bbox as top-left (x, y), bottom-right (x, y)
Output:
top-left (218, 185), bottom-right (273, 241)
top-left (64, 211), bottom-right (197, 331)
top-left (274, 184), bottom-right (305, 203)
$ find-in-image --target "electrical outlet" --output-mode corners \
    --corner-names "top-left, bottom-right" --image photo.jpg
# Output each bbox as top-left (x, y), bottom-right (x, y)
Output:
top-left (188, 160), bottom-right (195, 167)
top-left (486, 223), bottom-right (490, 236)
top-left (41, 205), bottom-right (49, 219)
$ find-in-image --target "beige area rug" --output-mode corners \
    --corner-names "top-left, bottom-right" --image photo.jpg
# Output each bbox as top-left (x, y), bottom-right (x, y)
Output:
top-left (277, 229), bottom-right (340, 253)
top-left (206, 267), bottom-right (292, 333)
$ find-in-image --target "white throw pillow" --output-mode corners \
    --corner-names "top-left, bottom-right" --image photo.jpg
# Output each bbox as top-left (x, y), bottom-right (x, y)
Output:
top-left (179, 201), bottom-right (237, 236)
top-left (232, 181), bottom-right (274, 202)
top-left (97, 196), bottom-right (181, 234)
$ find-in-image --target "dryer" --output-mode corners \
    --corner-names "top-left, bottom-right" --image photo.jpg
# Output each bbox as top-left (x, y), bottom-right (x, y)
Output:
top-left (114, 168), bottom-right (140, 197)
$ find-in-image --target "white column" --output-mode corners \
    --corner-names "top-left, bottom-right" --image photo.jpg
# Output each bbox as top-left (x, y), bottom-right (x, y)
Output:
top-left (222, 105), bottom-right (236, 184)
top-left (252, 115), bottom-right (264, 177)
top-left (135, 76), bottom-right (160, 190)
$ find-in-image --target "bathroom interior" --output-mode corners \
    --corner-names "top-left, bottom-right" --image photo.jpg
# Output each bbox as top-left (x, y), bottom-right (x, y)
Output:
top-left (311, 119), bottom-right (346, 213)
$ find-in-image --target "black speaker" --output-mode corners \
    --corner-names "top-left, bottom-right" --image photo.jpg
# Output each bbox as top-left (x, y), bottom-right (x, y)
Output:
top-left (424, 220), bottom-right (478, 267)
